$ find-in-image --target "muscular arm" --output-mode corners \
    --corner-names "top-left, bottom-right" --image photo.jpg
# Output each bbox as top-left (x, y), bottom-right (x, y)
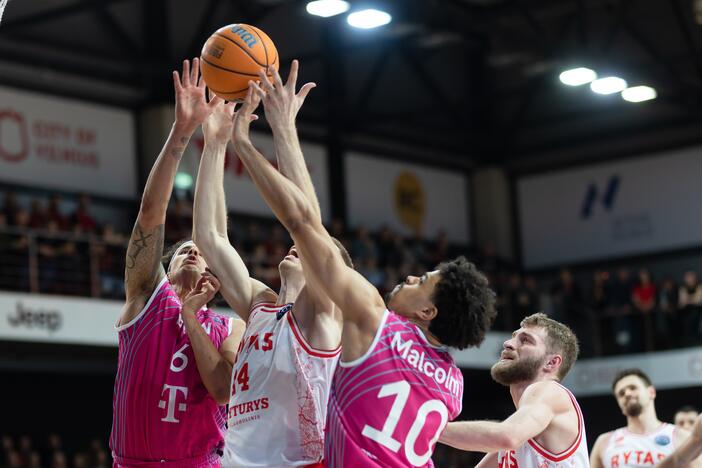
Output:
top-left (120, 124), bottom-right (190, 325)
top-left (589, 432), bottom-right (611, 468)
top-left (233, 88), bottom-right (385, 350)
top-left (658, 417), bottom-right (702, 468)
top-left (439, 382), bottom-right (559, 453)
top-left (192, 115), bottom-right (276, 320)
top-left (120, 58), bottom-right (220, 326)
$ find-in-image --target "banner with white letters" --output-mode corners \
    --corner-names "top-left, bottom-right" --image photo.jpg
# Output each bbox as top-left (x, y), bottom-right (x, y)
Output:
top-left (518, 147), bottom-right (702, 268)
top-left (180, 130), bottom-right (331, 222)
top-left (0, 86), bottom-right (137, 199)
top-left (345, 153), bottom-right (470, 242)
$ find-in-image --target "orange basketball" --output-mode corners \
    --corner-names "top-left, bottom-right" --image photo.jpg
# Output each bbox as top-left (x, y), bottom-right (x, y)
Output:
top-left (200, 24), bottom-right (279, 101)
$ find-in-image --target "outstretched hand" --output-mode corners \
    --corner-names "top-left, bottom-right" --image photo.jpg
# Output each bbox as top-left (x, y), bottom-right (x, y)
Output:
top-left (202, 97), bottom-right (237, 145)
top-left (250, 59), bottom-right (315, 130)
top-left (232, 85), bottom-right (262, 147)
top-left (182, 269), bottom-right (221, 315)
top-left (173, 58), bottom-right (222, 133)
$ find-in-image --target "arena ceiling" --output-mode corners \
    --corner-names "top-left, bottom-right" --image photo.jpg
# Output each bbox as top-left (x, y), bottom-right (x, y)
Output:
top-left (2, 0), bottom-right (702, 168)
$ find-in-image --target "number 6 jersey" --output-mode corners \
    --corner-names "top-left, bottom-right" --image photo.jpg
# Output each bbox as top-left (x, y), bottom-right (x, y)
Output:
top-left (325, 309), bottom-right (464, 468)
top-left (222, 302), bottom-right (340, 468)
top-left (110, 277), bottom-right (232, 466)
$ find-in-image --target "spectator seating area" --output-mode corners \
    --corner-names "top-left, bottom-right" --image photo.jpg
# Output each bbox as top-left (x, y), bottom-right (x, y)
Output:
top-left (1, 189), bottom-right (702, 357)
top-left (0, 434), bottom-right (109, 468)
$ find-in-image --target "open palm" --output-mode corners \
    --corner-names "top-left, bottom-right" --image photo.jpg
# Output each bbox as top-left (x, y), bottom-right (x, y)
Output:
top-left (173, 58), bottom-right (221, 132)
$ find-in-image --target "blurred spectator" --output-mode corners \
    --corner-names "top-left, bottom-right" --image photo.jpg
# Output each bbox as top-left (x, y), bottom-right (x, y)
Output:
top-left (96, 224), bottom-right (127, 299)
top-left (72, 193), bottom-right (97, 233)
top-left (351, 226), bottom-right (377, 264)
top-left (28, 198), bottom-right (47, 230)
top-left (656, 277), bottom-right (678, 349)
top-left (51, 451), bottom-right (67, 468)
top-left (632, 269), bottom-right (656, 351)
top-left (678, 270), bottom-right (702, 345)
top-left (2, 190), bottom-right (19, 226)
top-left (47, 193), bottom-right (68, 230)
top-left (27, 451), bottom-right (42, 468)
top-left (674, 405), bottom-right (699, 431)
top-left (550, 268), bottom-right (583, 325)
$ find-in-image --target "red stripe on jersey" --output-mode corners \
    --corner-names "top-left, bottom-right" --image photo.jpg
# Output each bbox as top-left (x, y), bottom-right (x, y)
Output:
top-left (287, 312), bottom-right (341, 358)
top-left (527, 387), bottom-right (583, 462)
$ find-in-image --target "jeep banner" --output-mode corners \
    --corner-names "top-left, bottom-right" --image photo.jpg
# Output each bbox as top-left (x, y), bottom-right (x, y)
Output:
top-left (345, 152), bottom-right (470, 242)
top-left (0, 291), bottom-right (121, 346)
top-left (517, 146), bottom-right (702, 268)
top-left (0, 85), bottom-right (137, 199)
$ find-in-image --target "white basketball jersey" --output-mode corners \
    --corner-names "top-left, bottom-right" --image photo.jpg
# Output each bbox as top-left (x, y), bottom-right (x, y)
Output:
top-left (222, 302), bottom-right (340, 467)
top-left (601, 424), bottom-right (677, 468)
top-left (497, 383), bottom-right (590, 468)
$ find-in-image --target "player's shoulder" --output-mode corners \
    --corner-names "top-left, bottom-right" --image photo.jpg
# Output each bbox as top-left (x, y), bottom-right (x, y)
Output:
top-left (592, 430), bottom-right (615, 450)
top-left (522, 380), bottom-right (569, 400)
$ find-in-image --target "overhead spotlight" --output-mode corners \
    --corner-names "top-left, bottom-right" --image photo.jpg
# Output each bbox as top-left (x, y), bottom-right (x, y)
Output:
top-left (621, 85), bottom-right (657, 103)
top-left (306, 0), bottom-right (350, 17)
top-left (174, 172), bottom-right (193, 190)
top-left (590, 76), bottom-right (628, 95)
top-left (347, 9), bottom-right (392, 29)
top-left (559, 67), bottom-right (597, 86)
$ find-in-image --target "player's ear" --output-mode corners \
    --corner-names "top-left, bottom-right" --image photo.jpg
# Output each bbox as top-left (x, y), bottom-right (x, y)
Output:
top-left (419, 304), bottom-right (437, 322)
top-left (544, 354), bottom-right (562, 373)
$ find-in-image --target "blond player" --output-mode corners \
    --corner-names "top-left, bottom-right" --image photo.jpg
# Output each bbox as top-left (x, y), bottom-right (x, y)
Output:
top-left (191, 61), bottom-right (352, 467)
top-left (439, 313), bottom-right (588, 468)
top-left (590, 369), bottom-right (702, 468)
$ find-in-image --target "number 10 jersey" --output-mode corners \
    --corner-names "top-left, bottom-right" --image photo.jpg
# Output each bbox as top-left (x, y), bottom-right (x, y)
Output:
top-left (325, 309), bottom-right (464, 467)
top-left (222, 302), bottom-right (340, 467)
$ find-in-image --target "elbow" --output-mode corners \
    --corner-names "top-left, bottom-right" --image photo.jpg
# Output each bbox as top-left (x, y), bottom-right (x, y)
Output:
top-left (496, 431), bottom-right (521, 452)
top-left (283, 205), bottom-right (315, 236)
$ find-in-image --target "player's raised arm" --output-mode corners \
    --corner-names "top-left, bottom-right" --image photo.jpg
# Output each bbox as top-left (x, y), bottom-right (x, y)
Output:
top-left (232, 86), bottom-right (385, 334)
top-left (192, 99), bottom-right (276, 320)
top-left (439, 381), bottom-right (563, 453)
top-left (120, 58), bottom-right (218, 326)
top-left (657, 415), bottom-right (702, 468)
top-left (257, 61), bottom-right (319, 220)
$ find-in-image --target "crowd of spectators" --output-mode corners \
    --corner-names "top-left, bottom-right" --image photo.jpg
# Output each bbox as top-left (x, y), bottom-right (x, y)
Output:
top-left (0, 434), bottom-right (109, 468)
top-left (2, 190), bottom-right (702, 355)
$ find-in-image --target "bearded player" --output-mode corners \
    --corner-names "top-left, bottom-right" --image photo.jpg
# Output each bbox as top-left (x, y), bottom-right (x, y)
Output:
top-left (439, 313), bottom-right (588, 468)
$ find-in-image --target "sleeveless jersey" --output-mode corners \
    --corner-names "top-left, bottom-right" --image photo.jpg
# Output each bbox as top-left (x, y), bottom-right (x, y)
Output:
top-left (110, 277), bottom-right (232, 466)
top-left (497, 383), bottom-right (589, 468)
top-left (601, 424), bottom-right (677, 468)
top-left (325, 309), bottom-right (464, 468)
top-left (222, 302), bottom-right (340, 467)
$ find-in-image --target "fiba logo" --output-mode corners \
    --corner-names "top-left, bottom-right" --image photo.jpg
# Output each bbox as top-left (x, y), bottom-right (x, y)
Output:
top-left (0, 109), bottom-right (30, 163)
top-left (580, 175), bottom-right (620, 219)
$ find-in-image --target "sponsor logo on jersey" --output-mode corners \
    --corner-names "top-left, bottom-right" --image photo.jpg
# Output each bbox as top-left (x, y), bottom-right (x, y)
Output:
top-left (655, 435), bottom-right (671, 446)
top-left (391, 332), bottom-right (461, 397)
top-left (609, 451), bottom-right (666, 467)
top-left (276, 303), bottom-right (293, 321)
top-left (499, 450), bottom-right (518, 468)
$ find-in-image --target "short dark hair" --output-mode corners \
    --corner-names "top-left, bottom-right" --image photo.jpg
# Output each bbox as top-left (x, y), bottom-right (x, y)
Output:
top-left (676, 405), bottom-right (698, 414)
top-left (520, 313), bottom-right (579, 380)
top-left (612, 368), bottom-right (652, 391)
top-left (429, 257), bottom-right (497, 350)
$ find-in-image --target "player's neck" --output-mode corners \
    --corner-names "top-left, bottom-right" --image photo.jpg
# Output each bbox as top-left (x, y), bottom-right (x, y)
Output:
top-left (277, 278), bottom-right (303, 306)
top-left (509, 381), bottom-right (534, 407)
top-left (627, 407), bottom-right (661, 434)
top-left (173, 277), bottom-right (199, 304)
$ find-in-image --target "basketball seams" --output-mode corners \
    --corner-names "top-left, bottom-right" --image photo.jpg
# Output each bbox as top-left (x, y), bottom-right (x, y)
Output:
top-left (214, 31), bottom-right (267, 68)
top-left (201, 56), bottom-right (260, 77)
top-left (249, 27), bottom-right (270, 67)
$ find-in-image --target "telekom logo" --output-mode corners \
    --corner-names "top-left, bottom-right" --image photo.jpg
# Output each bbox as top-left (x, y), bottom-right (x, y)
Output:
top-left (0, 109), bottom-right (30, 163)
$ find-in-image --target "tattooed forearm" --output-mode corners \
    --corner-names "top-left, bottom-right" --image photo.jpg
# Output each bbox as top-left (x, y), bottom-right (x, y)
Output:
top-left (125, 223), bottom-right (165, 290)
top-left (169, 136), bottom-right (190, 160)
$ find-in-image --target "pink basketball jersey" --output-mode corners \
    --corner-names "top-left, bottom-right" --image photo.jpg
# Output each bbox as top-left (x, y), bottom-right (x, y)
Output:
top-left (325, 310), bottom-right (464, 468)
top-left (110, 277), bottom-right (232, 466)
